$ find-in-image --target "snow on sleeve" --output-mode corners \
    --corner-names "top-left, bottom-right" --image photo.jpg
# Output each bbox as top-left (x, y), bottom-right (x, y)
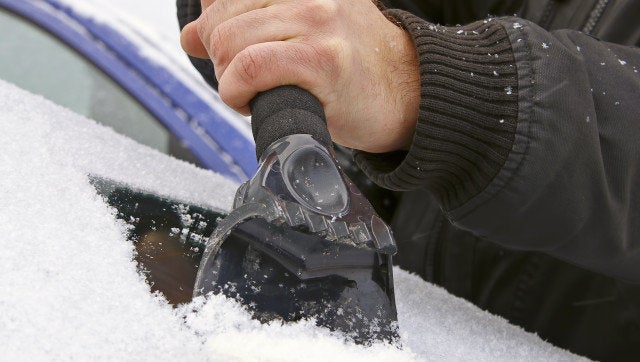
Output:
top-left (0, 79), bottom-right (585, 361)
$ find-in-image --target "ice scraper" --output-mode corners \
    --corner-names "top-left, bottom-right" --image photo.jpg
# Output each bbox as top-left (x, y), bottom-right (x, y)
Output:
top-left (194, 86), bottom-right (399, 343)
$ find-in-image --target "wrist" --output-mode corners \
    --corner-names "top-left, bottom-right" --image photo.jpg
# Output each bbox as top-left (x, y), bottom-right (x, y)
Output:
top-left (387, 27), bottom-right (420, 151)
top-left (362, 21), bottom-right (419, 154)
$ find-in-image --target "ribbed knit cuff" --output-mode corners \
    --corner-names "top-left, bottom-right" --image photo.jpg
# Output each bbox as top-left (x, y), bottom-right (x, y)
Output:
top-left (354, 10), bottom-right (519, 211)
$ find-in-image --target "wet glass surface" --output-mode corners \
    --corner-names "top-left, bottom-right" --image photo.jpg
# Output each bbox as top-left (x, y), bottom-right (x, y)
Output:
top-left (0, 8), bottom-right (203, 167)
top-left (92, 177), bottom-right (225, 305)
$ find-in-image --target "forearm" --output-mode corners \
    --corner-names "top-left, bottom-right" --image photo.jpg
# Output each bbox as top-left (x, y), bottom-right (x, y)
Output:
top-left (355, 10), bottom-right (519, 209)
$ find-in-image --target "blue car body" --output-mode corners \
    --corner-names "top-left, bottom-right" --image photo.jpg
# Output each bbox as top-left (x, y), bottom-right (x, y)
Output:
top-left (0, 0), bottom-right (257, 182)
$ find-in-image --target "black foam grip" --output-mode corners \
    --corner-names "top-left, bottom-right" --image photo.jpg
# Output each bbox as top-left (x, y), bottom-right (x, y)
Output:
top-left (250, 86), bottom-right (331, 159)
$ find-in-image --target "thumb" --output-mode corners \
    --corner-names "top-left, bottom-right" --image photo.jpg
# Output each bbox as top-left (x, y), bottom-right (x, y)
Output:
top-left (180, 21), bottom-right (210, 59)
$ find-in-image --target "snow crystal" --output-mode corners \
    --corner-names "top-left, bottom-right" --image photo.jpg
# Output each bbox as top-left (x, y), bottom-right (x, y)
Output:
top-left (542, 42), bottom-right (549, 49)
top-left (505, 86), bottom-right (513, 95)
top-left (512, 22), bottom-right (522, 29)
top-left (618, 59), bottom-right (627, 65)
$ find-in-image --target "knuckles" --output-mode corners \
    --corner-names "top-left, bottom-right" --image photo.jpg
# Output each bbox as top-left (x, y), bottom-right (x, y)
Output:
top-left (235, 46), bottom-right (265, 86)
top-left (221, 38), bottom-right (347, 107)
top-left (296, 0), bottom-right (340, 27)
top-left (313, 38), bottom-right (346, 81)
top-left (209, 22), bottom-right (232, 67)
top-left (208, 0), bottom-right (353, 112)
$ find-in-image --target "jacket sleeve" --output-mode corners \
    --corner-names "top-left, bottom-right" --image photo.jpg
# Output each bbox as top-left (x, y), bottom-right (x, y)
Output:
top-left (354, 10), bottom-right (640, 282)
top-left (176, 0), bottom-right (219, 90)
top-left (381, 0), bottom-right (523, 25)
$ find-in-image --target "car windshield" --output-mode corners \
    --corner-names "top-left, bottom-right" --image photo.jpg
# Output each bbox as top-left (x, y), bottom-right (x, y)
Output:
top-left (92, 177), bottom-right (226, 304)
top-left (0, 8), bottom-right (197, 164)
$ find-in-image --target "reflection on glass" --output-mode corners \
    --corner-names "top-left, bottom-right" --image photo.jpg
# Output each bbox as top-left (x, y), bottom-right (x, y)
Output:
top-left (0, 9), bottom-right (170, 154)
top-left (92, 177), bottom-right (225, 305)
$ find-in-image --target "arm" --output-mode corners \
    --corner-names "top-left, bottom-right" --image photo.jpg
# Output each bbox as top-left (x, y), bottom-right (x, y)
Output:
top-left (355, 10), bottom-right (640, 282)
top-left (178, 0), bottom-right (640, 282)
top-left (180, 0), bottom-right (420, 153)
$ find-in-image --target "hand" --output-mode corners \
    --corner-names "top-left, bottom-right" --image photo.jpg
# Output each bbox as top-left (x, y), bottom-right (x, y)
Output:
top-left (181, 0), bottom-right (420, 153)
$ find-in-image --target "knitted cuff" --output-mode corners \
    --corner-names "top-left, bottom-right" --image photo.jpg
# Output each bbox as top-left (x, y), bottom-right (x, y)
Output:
top-left (354, 10), bottom-right (518, 210)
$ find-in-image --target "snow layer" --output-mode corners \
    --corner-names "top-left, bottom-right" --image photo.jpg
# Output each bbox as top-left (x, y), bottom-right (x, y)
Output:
top-left (0, 79), bottom-right (212, 360)
top-left (0, 80), bottom-right (586, 360)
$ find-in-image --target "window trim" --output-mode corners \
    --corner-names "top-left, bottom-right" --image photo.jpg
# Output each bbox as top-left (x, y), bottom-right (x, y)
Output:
top-left (0, 0), bottom-right (257, 181)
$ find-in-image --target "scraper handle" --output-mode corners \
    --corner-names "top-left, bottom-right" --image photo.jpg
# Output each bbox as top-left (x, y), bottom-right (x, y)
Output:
top-left (250, 86), bottom-right (332, 159)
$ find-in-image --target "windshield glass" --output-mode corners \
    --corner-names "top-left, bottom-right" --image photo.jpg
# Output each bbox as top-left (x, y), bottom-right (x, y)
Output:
top-left (0, 8), bottom-right (196, 163)
top-left (92, 177), bottom-right (226, 304)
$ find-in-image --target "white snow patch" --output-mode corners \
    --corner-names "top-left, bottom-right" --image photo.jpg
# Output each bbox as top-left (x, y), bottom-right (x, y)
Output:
top-left (0, 79), bottom-right (213, 360)
top-left (394, 270), bottom-right (585, 361)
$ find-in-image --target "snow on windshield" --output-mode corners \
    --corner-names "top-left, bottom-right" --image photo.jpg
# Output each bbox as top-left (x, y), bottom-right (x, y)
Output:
top-left (0, 80), bottom-right (584, 360)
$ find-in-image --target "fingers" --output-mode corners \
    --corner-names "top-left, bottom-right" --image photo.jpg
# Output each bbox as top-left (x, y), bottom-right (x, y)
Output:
top-left (206, 6), bottom-right (303, 79)
top-left (180, 22), bottom-right (209, 58)
top-left (181, 0), bottom-right (269, 59)
top-left (217, 40), bottom-right (344, 115)
top-left (179, 0), bottom-right (219, 58)
top-left (200, 0), bottom-right (215, 9)
top-left (197, 0), bottom-right (270, 55)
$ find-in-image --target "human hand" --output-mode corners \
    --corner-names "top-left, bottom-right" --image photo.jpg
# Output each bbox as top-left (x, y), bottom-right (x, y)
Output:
top-left (180, 0), bottom-right (420, 153)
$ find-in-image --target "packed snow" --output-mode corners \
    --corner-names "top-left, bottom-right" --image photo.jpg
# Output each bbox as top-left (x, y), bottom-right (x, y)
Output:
top-left (0, 78), bottom-right (586, 360)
